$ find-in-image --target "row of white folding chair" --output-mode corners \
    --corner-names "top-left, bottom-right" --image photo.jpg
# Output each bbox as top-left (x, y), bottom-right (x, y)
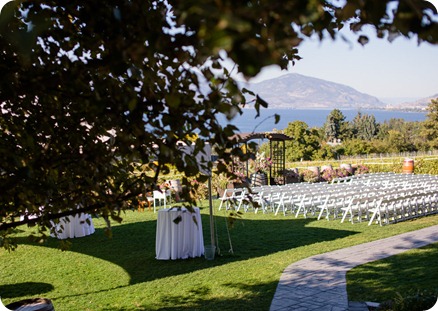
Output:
top-left (313, 185), bottom-right (391, 222)
top-left (375, 181), bottom-right (438, 194)
top-left (217, 185), bottom-right (282, 212)
top-left (273, 178), bottom-right (436, 218)
top-left (237, 187), bottom-right (273, 213)
top-left (340, 191), bottom-right (387, 223)
top-left (227, 184), bottom-right (291, 213)
top-left (357, 174), bottom-right (438, 188)
top-left (368, 189), bottom-right (438, 226)
top-left (349, 173), bottom-right (410, 184)
top-left (341, 185), bottom-right (438, 224)
top-left (220, 183), bottom-right (321, 214)
top-left (304, 183), bottom-right (371, 219)
top-left (394, 189), bottom-right (438, 221)
top-left (236, 185), bottom-right (332, 215)
top-left (318, 183), bottom-right (386, 220)
top-left (218, 175), bottom-right (437, 215)
top-left (346, 173), bottom-right (395, 185)
top-left (273, 187), bottom-right (320, 216)
top-left (402, 190), bottom-right (438, 217)
top-left (263, 185), bottom-right (310, 214)
top-left (333, 184), bottom-right (427, 223)
top-left (227, 185), bottom-right (287, 213)
top-left (219, 182), bottom-right (360, 214)
top-left (218, 187), bottom-right (247, 210)
top-left (254, 183), bottom-right (324, 214)
top-left (275, 181), bottom-right (385, 217)
top-left (275, 184), bottom-right (361, 217)
top-left (331, 172), bottom-right (398, 184)
top-left (252, 182), bottom-right (325, 215)
top-left (367, 192), bottom-right (412, 226)
top-left (316, 189), bottom-right (362, 220)
top-left (380, 177), bottom-right (438, 189)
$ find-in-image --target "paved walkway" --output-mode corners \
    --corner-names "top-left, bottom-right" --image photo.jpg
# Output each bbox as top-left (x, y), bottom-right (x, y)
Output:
top-left (270, 225), bottom-right (438, 311)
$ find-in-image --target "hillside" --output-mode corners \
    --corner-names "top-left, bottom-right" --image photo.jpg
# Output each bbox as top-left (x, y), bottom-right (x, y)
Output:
top-left (390, 94), bottom-right (438, 110)
top-left (243, 73), bottom-right (385, 109)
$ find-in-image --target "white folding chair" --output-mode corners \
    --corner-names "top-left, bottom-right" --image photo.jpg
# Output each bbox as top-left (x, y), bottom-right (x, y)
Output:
top-left (153, 189), bottom-right (171, 212)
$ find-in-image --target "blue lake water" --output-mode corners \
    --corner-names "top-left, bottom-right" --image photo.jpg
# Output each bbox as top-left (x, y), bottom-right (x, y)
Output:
top-left (218, 108), bottom-right (427, 133)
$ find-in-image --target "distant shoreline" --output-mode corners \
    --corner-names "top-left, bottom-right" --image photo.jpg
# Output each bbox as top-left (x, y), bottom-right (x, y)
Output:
top-left (224, 108), bottom-right (427, 132)
top-left (242, 106), bottom-right (428, 113)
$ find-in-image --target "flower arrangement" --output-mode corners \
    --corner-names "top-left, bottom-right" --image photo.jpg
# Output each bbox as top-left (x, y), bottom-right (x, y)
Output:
top-left (354, 165), bottom-right (370, 175)
top-left (230, 159), bottom-right (248, 182)
top-left (321, 168), bottom-right (336, 182)
top-left (233, 170), bottom-right (247, 182)
top-left (300, 169), bottom-right (320, 183)
top-left (159, 181), bottom-right (171, 190)
top-left (335, 167), bottom-right (352, 178)
top-left (189, 178), bottom-right (208, 201)
top-left (158, 181), bottom-right (180, 202)
top-left (250, 152), bottom-right (272, 174)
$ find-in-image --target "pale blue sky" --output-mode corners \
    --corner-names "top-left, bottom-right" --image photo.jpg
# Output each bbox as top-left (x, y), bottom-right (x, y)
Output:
top-left (249, 30), bottom-right (438, 102)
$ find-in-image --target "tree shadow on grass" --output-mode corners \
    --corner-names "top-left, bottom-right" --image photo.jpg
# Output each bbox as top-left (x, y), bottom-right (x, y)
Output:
top-left (93, 280), bottom-right (280, 311)
top-left (0, 282), bottom-right (54, 299)
top-left (347, 243), bottom-right (438, 302)
top-left (15, 213), bottom-right (359, 286)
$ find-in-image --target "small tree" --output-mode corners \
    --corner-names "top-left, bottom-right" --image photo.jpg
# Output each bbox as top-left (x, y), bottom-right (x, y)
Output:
top-left (422, 98), bottom-right (438, 149)
top-left (352, 112), bottom-right (379, 140)
top-left (284, 121), bottom-right (320, 161)
top-left (322, 109), bottom-right (349, 142)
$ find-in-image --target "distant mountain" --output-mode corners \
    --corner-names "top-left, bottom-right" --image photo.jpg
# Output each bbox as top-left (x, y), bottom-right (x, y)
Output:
top-left (390, 94), bottom-right (438, 110)
top-left (242, 73), bottom-right (384, 109)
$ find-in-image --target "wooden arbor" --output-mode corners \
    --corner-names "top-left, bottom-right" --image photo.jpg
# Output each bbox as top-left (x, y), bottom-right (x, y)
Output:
top-left (233, 132), bottom-right (293, 185)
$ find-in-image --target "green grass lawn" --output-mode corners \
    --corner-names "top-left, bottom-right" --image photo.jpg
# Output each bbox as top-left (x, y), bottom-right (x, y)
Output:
top-left (1, 200), bottom-right (438, 311)
top-left (347, 242), bottom-right (438, 303)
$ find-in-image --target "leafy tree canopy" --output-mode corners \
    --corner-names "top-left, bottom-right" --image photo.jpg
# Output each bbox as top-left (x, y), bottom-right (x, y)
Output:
top-left (284, 121), bottom-right (320, 161)
top-left (352, 112), bottom-right (379, 140)
top-left (322, 109), bottom-right (350, 141)
top-left (422, 99), bottom-right (438, 149)
top-left (1, 0), bottom-right (437, 248)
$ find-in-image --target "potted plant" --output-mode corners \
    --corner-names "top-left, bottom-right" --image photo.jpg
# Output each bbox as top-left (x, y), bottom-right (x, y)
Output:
top-left (249, 152), bottom-right (272, 186)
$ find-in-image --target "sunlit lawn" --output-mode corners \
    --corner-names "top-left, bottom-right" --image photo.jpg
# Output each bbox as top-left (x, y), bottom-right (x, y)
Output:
top-left (1, 200), bottom-right (438, 311)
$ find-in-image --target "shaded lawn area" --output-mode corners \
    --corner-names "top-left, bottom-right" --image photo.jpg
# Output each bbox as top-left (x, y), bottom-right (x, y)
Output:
top-left (347, 242), bottom-right (438, 303)
top-left (1, 201), bottom-right (438, 311)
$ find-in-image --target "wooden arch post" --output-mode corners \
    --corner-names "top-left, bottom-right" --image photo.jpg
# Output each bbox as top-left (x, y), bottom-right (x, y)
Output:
top-left (232, 132), bottom-right (293, 185)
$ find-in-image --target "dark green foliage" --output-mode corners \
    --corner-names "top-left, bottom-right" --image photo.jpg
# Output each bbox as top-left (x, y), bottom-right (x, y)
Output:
top-left (284, 121), bottom-right (321, 161)
top-left (1, 1), bottom-right (437, 248)
top-left (286, 99), bottom-right (438, 162)
top-left (422, 99), bottom-right (438, 149)
top-left (352, 112), bottom-right (378, 140)
top-left (322, 109), bottom-right (349, 142)
top-left (378, 290), bottom-right (438, 311)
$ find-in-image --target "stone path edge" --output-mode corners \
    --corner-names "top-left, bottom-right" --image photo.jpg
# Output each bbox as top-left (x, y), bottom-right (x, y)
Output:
top-left (270, 225), bottom-right (438, 311)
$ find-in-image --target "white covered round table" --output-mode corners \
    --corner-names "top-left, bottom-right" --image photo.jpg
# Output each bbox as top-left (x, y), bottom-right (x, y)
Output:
top-left (51, 213), bottom-right (95, 239)
top-left (155, 207), bottom-right (204, 260)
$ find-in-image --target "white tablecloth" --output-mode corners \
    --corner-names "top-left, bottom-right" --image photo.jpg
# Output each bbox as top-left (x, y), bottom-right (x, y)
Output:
top-left (155, 207), bottom-right (204, 260)
top-left (51, 213), bottom-right (95, 239)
